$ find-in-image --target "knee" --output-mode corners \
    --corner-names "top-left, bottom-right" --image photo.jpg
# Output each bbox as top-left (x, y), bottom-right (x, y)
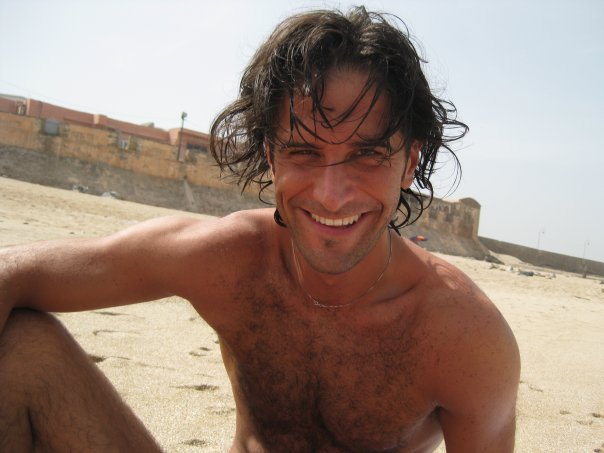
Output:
top-left (0, 309), bottom-right (88, 392)
top-left (1, 308), bottom-right (70, 355)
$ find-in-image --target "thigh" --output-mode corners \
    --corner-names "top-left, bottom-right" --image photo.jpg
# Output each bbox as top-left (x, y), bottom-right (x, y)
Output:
top-left (0, 308), bottom-right (163, 453)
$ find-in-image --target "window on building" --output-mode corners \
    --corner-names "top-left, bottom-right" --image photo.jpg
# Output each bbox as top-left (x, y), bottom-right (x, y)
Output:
top-left (187, 143), bottom-right (208, 153)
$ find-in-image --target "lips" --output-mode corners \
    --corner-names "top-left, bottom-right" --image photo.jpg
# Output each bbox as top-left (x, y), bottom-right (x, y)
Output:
top-left (310, 212), bottom-right (361, 227)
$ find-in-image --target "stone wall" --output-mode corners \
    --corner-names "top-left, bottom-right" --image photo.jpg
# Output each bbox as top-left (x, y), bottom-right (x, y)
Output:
top-left (479, 236), bottom-right (604, 277)
top-left (0, 112), bottom-right (244, 190)
top-left (413, 196), bottom-right (481, 239)
top-left (0, 145), bottom-right (264, 216)
top-left (0, 112), bottom-right (264, 215)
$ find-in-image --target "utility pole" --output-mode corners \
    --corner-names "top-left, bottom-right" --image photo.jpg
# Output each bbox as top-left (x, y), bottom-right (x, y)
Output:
top-left (535, 227), bottom-right (546, 266)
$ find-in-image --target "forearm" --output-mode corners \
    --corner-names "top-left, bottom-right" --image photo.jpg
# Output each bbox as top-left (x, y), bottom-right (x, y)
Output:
top-left (1, 239), bottom-right (89, 312)
top-left (0, 237), bottom-right (144, 315)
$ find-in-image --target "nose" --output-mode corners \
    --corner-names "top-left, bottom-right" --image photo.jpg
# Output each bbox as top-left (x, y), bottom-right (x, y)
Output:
top-left (312, 163), bottom-right (356, 213)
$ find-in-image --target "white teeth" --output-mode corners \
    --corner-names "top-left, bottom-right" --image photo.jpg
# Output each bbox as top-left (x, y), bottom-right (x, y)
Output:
top-left (310, 213), bottom-right (360, 227)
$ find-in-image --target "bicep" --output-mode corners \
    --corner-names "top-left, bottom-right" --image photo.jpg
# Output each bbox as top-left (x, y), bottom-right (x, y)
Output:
top-left (438, 390), bottom-right (517, 452)
top-left (436, 309), bottom-right (520, 452)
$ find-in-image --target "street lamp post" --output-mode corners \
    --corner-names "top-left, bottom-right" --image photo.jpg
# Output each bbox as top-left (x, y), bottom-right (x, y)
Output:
top-left (537, 227), bottom-right (546, 251)
top-left (178, 111), bottom-right (188, 161)
top-left (582, 240), bottom-right (590, 278)
top-left (535, 227), bottom-right (546, 265)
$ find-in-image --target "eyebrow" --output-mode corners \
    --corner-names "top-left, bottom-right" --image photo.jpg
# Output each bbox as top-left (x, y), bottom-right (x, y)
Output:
top-left (277, 139), bottom-right (390, 151)
top-left (277, 141), bottom-right (319, 151)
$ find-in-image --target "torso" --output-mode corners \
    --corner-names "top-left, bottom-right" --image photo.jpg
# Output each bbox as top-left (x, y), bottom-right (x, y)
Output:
top-left (188, 212), bottom-right (453, 452)
top-left (185, 210), bottom-right (479, 452)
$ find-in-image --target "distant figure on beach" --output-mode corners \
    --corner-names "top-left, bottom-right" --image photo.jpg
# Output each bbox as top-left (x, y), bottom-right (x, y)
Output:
top-left (0, 7), bottom-right (519, 452)
top-left (410, 234), bottom-right (428, 244)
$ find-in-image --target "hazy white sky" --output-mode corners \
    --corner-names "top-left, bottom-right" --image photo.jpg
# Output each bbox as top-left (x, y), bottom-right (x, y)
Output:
top-left (1, 0), bottom-right (603, 262)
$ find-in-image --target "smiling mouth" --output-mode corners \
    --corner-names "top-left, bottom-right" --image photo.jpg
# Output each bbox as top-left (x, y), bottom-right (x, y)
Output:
top-left (310, 212), bottom-right (361, 227)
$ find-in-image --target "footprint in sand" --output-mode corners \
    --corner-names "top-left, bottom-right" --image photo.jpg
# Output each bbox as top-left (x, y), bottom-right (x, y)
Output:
top-left (528, 384), bottom-right (544, 392)
top-left (135, 362), bottom-right (175, 371)
top-left (577, 412), bottom-right (604, 426)
top-left (92, 329), bottom-right (139, 338)
top-left (94, 311), bottom-right (128, 316)
top-left (174, 384), bottom-right (219, 392)
top-left (520, 380), bottom-right (544, 393)
top-left (189, 347), bottom-right (212, 357)
top-left (88, 354), bottom-right (131, 363)
top-left (88, 354), bottom-right (107, 363)
top-left (209, 407), bottom-right (235, 416)
top-left (182, 439), bottom-right (207, 447)
top-left (576, 419), bottom-right (593, 426)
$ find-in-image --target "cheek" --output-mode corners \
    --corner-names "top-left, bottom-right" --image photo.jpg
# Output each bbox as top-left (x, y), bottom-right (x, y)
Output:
top-left (380, 167), bottom-right (406, 212)
top-left (388, 182), bottom-right (402, 212)
top-left (271, 167), bottom-right (306, 206)
top-left (272, 162), bottom-right (311, 188)
top-left (365, 169), bottom-right (403, 210)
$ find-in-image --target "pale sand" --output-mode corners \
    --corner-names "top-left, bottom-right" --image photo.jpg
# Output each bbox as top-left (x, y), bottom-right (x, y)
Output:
top-left (1, 176), bottom-right (602, 452)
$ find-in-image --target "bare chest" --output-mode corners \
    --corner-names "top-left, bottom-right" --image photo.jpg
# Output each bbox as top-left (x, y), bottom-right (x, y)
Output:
top-left (220, 294), bottom-right (440, 452)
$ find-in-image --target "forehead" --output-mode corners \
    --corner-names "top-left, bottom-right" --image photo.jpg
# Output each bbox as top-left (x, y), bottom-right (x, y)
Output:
top-left (275, 68), bottom-right (391, 144)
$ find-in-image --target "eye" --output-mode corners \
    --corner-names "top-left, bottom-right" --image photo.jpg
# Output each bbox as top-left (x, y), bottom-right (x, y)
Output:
top-left (278, 148), bottom-right (322, 167)
top-left (357, 149), bottom-right (381, 157)
top-left (352, 148), bottom-right (390, 167)
top-left (289, 149), bottom-right (319, 157)
top-left (287, 149), bottom-right (322, 162)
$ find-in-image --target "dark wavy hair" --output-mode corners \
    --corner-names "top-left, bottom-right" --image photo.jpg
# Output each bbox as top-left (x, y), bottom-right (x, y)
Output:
top-left (210, 6), bottom-right (468, 230)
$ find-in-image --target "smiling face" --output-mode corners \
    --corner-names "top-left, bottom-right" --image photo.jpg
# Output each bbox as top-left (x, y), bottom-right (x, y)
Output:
top-left (268, 68), bottom-right (419, 275)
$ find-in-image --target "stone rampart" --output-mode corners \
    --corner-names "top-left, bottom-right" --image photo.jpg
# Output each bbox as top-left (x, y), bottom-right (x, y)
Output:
top-left (0, 112), bottom-right (236, 190)
top-left (479, 236), bottom-right (604, 277)
top-left (0, 112), bottom-right (263, 215)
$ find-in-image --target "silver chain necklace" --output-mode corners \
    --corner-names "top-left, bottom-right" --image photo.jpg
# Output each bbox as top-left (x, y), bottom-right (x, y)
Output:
top-left (290, 231), bottom-right (392, 309)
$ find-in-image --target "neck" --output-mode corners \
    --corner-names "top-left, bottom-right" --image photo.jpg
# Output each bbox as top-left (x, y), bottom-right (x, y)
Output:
top-left (291, 229), bottom-right (393, 309)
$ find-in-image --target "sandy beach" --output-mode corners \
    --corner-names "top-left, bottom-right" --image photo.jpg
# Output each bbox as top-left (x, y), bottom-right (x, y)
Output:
top-left (1, 176), bottom-right (602, 452)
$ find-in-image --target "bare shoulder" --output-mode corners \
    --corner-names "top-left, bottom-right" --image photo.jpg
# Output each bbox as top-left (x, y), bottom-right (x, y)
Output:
top-left (415, 251), bottom-right (519, 383)
top-left (154, 208), bottom-right (277, 284)
top-left (409, 248), bottom-right (520, 450)
top-left (104, 208), bottom-right (277, 296)
top-left (182, 208), bottom-right (277, 261)
top-left (113, 208), bottom-right (274, 257)
top-left (160, 207), bottom-right (275, 267)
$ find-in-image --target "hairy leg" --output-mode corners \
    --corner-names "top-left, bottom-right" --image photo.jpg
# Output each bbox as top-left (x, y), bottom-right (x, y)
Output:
top-left (0, 308), bottom-right (163, 452)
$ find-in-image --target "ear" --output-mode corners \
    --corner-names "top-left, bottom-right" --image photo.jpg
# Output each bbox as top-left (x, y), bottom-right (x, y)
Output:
top-left (401, 140), bottom-right (421, 189)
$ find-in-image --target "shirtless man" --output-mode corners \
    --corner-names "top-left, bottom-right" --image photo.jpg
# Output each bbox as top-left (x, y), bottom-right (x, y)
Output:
top-left (0, 7), bottom-right (520, 452)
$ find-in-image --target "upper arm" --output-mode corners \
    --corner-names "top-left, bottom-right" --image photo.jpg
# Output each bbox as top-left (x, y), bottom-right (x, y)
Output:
top-left (1, 214), bottom-right (245, 315)
top-left (433, 293), bottom-right (520, 452)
